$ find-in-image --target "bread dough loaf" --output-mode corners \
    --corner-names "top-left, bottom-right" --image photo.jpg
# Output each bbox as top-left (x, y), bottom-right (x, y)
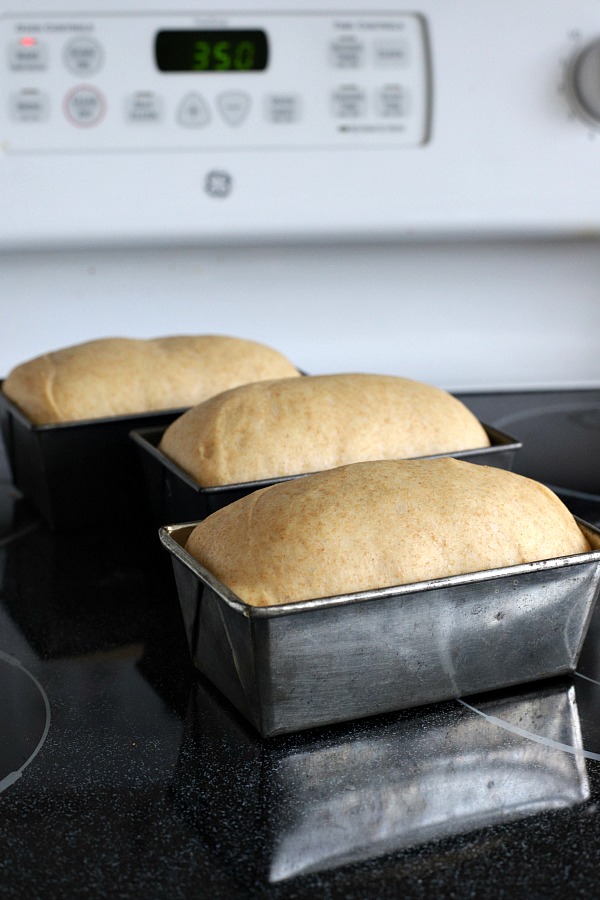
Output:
top-left (2, 335), bottom-right (300, 424)
top-left (184, 457), bottom-right (591, 606)
top-left (159, 373), bottom-right (490, 486)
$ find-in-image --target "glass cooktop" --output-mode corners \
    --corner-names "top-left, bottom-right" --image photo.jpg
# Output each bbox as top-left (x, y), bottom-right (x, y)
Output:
top-left (2, 389), bottom-right (600, 898)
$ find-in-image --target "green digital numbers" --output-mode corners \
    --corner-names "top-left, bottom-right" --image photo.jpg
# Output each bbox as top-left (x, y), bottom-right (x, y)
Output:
top-left (192, 39), bottom-right (256, 71)
top-left (156, 30), bottom-right (268, 73)
top-left (192, 41), bottom-right (211, 70)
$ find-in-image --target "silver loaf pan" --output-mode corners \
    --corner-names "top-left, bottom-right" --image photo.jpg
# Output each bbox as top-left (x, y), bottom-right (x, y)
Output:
top-left (160, 519), bottom-right (600, 737)
top-left (135, 421), bottom-right (522, 526)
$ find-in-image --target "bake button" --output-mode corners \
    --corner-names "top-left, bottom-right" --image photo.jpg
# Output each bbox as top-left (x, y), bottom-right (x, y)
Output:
top-left (10, 88), bottom-right (49, 122)
top-left (64, 37), bottom-right (104, 76)
top-left (330, 39), bottom-right (365, 69)
top-left (373, 40), bottom-right (410, 68)
top-left (332, 86), bottom-right (366, 118)
top-left (217, 91), bottom-right (251, 126)
top-left (64, 86), bottom-right (105, 126)
top-left (8, 38), bottom-right (48, 71)
top-left (126, 91), bottom-right (163, 123)
top-left (265, 94), bottom-right (300, 124)
top-left (177, 92), bottom-right (210, 127)
top-left (377, 85), bottom-right (409, 117)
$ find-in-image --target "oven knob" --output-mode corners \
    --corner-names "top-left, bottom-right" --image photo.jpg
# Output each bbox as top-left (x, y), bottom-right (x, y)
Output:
top-left (570, 38), bottom-right (600, 125)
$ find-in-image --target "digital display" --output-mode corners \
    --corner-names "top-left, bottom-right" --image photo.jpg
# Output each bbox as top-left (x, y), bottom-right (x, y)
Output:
top-left (155, 30), bottom-right (268, 72)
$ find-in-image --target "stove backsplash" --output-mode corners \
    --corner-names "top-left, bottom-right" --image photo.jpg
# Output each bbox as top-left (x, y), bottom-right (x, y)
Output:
top-left (2, 236), bottom-right (599, 392)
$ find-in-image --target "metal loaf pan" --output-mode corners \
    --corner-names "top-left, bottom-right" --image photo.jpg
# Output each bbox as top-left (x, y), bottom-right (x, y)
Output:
top-left (160, 519), bottom-right (600, 737)
top-left (0, 384), bottom-right (186, 530)
top-left (135, 421), bottom-right (522, 526)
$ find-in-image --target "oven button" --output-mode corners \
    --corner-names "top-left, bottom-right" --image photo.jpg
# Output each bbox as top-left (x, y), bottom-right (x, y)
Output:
top-left (63, 37), bottom-right (104, 76)
top-left (64, 86), bottom-right (105, 126)
top-left (330, 39), bottom-right (365, 69)
top-left (126, 91), bottom-right (162, 123)
top-left (377, 84), bottom-right (409, 117)
top-left (8, 38), bottom-right (48, 71)
top-left (569, 38), bottom-right (600, 125)
top-left (10, 88), bottom-right (49, 122)
top-left (177, 92), bottom-right (210, 127)
top-left (332, 86), bottom-right (367, 118)
top-left (217, 91), bottom-right (251, 125)
top-left (373, 40), bottom-right (410, 68)
top-left (265, 94), bottom-right (301, 124)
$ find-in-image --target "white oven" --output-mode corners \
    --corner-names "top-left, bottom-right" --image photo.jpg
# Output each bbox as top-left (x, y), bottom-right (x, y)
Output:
top-left (1, 0), bottom-right (599, 390)
top-left (5, 7), bottom-right (600, 887)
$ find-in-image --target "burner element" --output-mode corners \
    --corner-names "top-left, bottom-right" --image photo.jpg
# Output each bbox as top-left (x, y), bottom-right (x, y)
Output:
top-left (495, 401), bottom-right (600, 497)
top-left (0, 651), bottom-right (50, 793)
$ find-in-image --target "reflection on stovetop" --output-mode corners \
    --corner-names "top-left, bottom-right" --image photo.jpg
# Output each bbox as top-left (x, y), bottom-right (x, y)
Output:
top-left (2, 390), bottom-right (600, 899)
top-left (172, 676), bottom-right (591, 886)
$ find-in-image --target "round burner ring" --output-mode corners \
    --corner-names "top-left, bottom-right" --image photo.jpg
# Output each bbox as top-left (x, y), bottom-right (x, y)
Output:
top-left (0, 650), bottom-right (51, 793)
top-left (495, 400), bottom-right (600, 498)
top-left (459, 683), bottom-right (600, 762)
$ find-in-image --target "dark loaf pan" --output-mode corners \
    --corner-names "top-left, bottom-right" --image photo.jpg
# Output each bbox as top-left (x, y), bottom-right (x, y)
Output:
top-left (133, 421), bottom-right (522, 526)
top-left (0, 384), bottom-right (186, 530)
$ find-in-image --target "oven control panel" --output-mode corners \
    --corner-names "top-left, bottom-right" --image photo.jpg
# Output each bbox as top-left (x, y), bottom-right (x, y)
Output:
top-left (2, 1), bottom-right (600, 250)
top-left (1, 12), bottom-right (430, 152)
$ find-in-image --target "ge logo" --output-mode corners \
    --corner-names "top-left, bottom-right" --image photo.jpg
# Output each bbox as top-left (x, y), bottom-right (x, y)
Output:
top-left (205, 170), bottom-right (233, 198)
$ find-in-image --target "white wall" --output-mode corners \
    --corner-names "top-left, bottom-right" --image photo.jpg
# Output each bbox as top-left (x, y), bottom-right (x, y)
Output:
top-left (2, 236), bottom-right (599, 391)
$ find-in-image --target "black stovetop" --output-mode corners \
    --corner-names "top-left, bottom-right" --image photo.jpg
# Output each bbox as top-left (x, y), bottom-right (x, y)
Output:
top-left (2, 389), bottom-right (600, 899)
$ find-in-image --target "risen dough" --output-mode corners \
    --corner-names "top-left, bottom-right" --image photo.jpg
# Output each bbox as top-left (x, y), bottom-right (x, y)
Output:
top-left (2, 335), bottom-right (300, 424)
top-left (160, 373), bottom-right (490, 486)
top-left (184, 457), bottom-right (591, 607)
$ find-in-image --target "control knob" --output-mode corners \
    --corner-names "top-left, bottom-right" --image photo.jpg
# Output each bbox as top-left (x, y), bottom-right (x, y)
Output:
top-left (570, 38), bottom-right (600, 125)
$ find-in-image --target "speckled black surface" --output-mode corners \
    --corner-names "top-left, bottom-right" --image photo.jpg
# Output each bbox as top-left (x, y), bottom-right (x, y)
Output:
top-left (1, 390), bottom-right (600, 899)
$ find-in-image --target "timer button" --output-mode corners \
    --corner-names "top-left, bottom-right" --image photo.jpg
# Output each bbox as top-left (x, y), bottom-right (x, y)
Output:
top-left (64, 85), bottom-right (105, 127)
top-left (64, 37), bottom-right (104, 77)
top-left (217, 91), bottom-right (251, 125)
top-left (177, 92), bottom-right (210, 127)
top-left (571, 39), bottom-right (600, 124)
